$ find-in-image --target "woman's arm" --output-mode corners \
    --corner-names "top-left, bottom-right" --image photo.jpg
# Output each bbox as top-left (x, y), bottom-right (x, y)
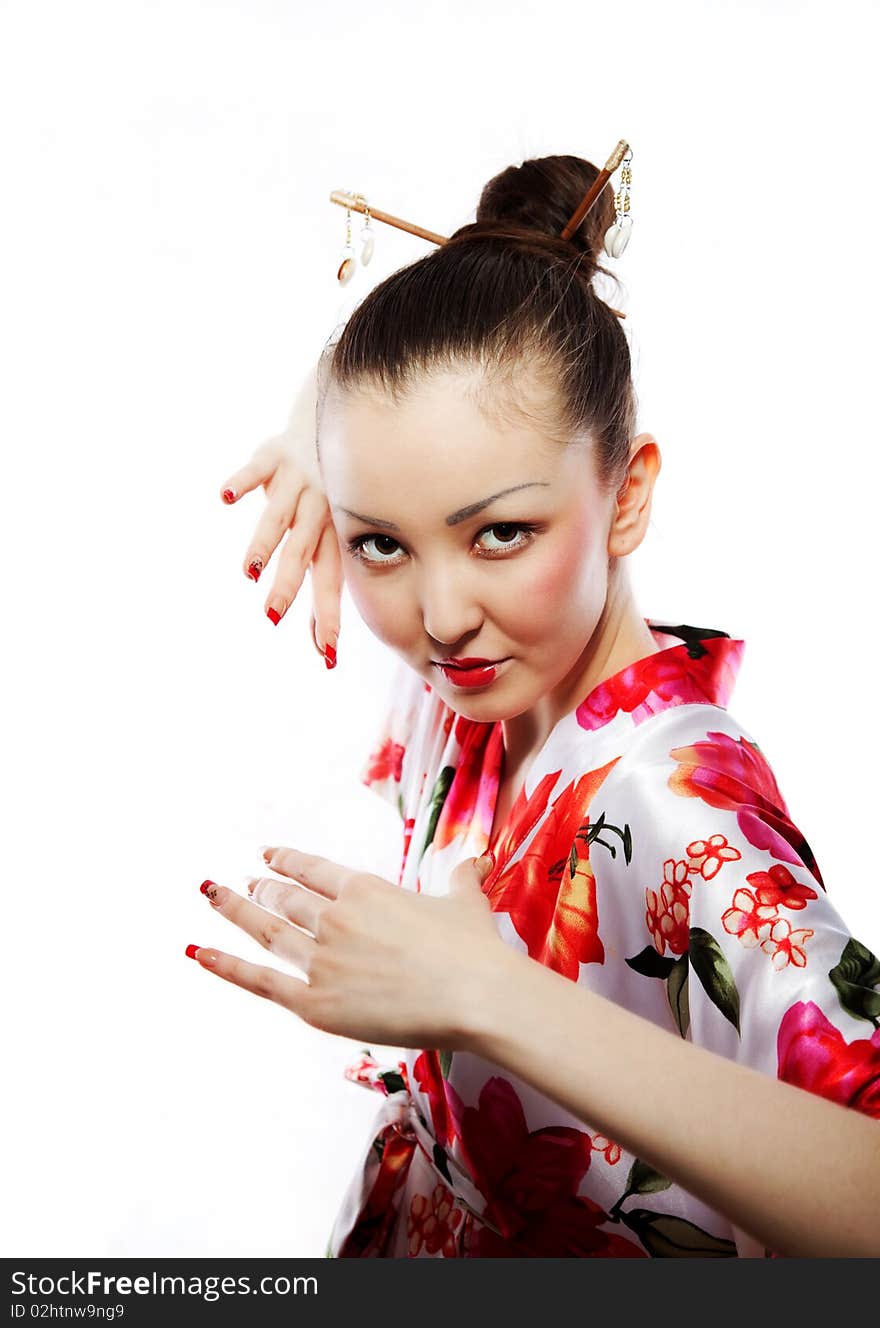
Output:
top-left (193, 847), bottom-right (880, 1259)
top-left (468, 943), bottom-right (880, 1259)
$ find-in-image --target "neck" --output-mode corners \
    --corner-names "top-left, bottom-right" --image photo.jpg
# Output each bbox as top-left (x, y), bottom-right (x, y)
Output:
top-left (500, 563), bottom-right (658, 774)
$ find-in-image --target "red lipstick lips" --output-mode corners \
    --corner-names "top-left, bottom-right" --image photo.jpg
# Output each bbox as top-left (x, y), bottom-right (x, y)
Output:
top-left (434, 656), bottom-right (508, 688)
top-left (437, 656), bottom-right (497, 668)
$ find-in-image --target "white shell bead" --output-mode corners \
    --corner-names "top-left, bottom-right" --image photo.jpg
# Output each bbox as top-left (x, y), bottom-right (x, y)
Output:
top-left (360, 234), bottom-right (375, 266)
top-left (603, 222), bottom-right (632, 258)
top-left (337, 256), bottom-right (356, 285)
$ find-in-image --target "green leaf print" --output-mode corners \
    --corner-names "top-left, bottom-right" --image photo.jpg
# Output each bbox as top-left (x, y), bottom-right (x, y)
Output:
top-left (624, 1158), bottom-right (673, 1197)
top-left (379, 1070), bottom-right (407, 1095)
top-left (829, 938), bottom-right (880, 1027)
top-left (432, 1144), bottom-right (453, 1184)
top-left (439, 1049), bottom-right (454, 1078)
top-left (419, 766), bottom-right (456, 861)
top-left (625, 945), bottom-right (678, 979)
top-left (582, 810), bottom-right (633, 863)
top-left (688, 928), bottom-right (741, 1035)
top-left (666, 954), bottom-right (691, 1039)
top-left (621, 1208), bottom-right (738, 1257)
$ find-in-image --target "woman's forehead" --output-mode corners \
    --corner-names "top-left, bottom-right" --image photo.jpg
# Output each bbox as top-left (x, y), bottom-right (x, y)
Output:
top-left (319, 371), bottom-right (602, 520)
top-left (321, 363), bottom-right (577, 459)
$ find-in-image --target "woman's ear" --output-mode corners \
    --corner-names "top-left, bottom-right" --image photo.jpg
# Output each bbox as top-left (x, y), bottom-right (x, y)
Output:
top-left (607, 433), bottom-right (662, 558)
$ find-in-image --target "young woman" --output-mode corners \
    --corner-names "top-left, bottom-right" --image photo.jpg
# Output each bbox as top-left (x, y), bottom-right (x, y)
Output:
top-left (191, 155), bottom-right (880, 1259)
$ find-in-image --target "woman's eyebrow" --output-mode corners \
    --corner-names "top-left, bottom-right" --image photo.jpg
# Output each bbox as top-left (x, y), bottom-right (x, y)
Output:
top-left (335, 482), bottom-right (551, 532)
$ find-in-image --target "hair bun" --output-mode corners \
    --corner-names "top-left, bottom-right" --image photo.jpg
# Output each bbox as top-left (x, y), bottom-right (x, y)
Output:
top-left (471, 153), bottom-right (613, 264)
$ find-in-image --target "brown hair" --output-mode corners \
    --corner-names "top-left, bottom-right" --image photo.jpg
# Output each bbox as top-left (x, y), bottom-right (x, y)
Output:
top-left (317, 154), bottom-right (637, 491)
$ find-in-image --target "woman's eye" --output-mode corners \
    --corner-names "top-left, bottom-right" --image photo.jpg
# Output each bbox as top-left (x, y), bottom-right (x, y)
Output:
top-left (477, 523), bottom-right (535, 554)
top-left (346, 522), bottom-right (538, 566)
top-left (347, 534), bottom-right (404, 564)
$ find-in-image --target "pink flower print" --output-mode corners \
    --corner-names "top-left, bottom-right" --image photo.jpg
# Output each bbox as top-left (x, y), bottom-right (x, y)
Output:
top-left (722, 887), bottom-right (778, 948)
top-left (685, 834), bottom-right (742, 880)
top-left (759, 915), bottom-right (814, 971)
top-left (590, 1133), bottom-right (622, 1165)
top-left (777, 1001), bottom-right (880, 1118)
top-left (645, 859), bottom-right (692, 956)
top-left (745, 862), bottom-right (818, 911)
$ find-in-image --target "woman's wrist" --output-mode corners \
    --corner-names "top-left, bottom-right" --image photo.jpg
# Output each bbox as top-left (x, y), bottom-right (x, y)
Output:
top-left (455, 940), bottom-right (535, 1057)
top-left (283, 363), bottom-right (324, 490)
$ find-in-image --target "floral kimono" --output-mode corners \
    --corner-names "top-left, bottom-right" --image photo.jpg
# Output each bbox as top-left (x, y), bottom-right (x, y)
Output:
top-left (326, 620), bottom-right (880, 1258)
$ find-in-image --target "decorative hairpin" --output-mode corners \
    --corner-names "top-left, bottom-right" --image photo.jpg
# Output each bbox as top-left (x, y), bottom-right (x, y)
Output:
top-left (329, 139), bottom-right (633, 316)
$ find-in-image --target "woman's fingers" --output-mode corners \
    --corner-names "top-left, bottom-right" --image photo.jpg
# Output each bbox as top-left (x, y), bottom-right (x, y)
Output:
top-left (262, 487), bottom-right (330, 623)
top-left (260, 847), bottom-right (349, 900)
top-left (204, 882), bottom-right (318, 971)
top-left (242, 463), bottom-right (309, 586)
top-left (247, 874), bottom-right (325, 936)
top-left (310, 521), bottom-right (343, 657)
top-left (219, 434), bottom-right (286, 505)
top-left (189, 945), bottom-right (312, 1020)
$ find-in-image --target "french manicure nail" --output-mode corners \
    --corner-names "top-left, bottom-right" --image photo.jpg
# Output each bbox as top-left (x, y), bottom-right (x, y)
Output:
top-left (246, 559), bottom-right (263, 583)
top-left (185, 945), bottom-right (217, 965)
top-left (324, 643), bottom-right (337, 669)
top-left (221, 489), bottom-right (236, 504)
top-left (267, 607), bottom-right (281, 626)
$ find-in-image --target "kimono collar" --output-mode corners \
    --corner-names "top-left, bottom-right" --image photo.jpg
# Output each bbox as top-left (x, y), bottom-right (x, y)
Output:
top-left (574, 619), bottom-right (746, 733)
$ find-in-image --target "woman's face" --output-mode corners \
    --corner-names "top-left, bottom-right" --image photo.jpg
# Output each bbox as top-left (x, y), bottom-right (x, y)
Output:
top-left (317, 364), bottom-right (620, 722)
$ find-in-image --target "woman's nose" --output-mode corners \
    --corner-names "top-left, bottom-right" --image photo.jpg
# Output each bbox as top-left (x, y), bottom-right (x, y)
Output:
top-left (418, 567), bottom-right (483, 648)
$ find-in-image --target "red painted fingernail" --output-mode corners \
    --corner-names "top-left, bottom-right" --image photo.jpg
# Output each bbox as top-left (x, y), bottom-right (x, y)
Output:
top-left (246, 560), bottom-right (262, 583)
top-left (266, 607), bottom-right (281, 626)
top-left (186, 945), bottom-right (217, 965)
top-left (324, 644), bottom-right (337, 669)
top-left (199, 879), bottom-right (216, 896)
top-left (222, 489), bottom-right (236, 504)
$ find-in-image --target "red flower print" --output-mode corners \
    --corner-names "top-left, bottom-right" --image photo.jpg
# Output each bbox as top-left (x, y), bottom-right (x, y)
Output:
top-left (685, 834), bottom-right (741, 880)
top-left (489, 768), bottom-right (561, 868)
top-left (645, 858), bottom-right (692, 956)
top-left (722, 887), bottom-right (778, 949)
top-left (400, 817), bottom-right (416, 885)
top-left (576, 636), bottom-right (744, 731)
top-left (433, 720), bottom-right (502, 852)
top-left (487, 763), bottom-right (621, 978)
top-left (744, 862), bottom-right (818, 911)
top-left (668, 731), bottom-right (823, 884)
top-left (778, 1001), bottom-right (880, 1119)
top-left (590, 1132), bottom-right (623, 1165)
top-left (412, 1050), bottom-right (453, 1147)
top-left (759, 916), bottom-right (815, 971)
top-left (407, 1184), bottom-right (463, 1257)
top-left (363, 737), bottom-right (405, 787)
top-left (721, 865), bottom-right (819, 964)
top-left (448, 1077), bottom-right (646, 1258)
top-left (335, 1128), bottom-right (416, 1257)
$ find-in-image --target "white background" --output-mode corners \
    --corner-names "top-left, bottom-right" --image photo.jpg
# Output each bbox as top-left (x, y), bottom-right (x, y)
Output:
top-left (2, 0), bottom-right (877, 1257)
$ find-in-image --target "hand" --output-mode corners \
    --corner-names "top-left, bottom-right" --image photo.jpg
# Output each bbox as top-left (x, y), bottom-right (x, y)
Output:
top-left (190, 847), bottom-right (506, 1049)
top-left (220, 412), bottom-right (343, 665)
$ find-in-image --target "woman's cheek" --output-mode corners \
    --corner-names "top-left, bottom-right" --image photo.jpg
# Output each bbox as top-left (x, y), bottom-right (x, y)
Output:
top-left (345, 569), bottom-right (413, 651)
top-left (522, 541), bottom-right (588, 625)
